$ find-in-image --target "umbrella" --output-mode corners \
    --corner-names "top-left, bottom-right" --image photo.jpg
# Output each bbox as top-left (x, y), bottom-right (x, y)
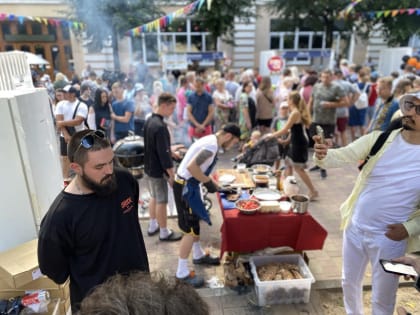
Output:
top-left (13, 51), bottom-right (49, 65)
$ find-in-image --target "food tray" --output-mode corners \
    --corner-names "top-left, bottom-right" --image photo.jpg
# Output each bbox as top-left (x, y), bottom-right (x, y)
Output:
top-left (250, 254), bottom-right (315, 306)
top-left (215, 169), bottom-right (255, 188)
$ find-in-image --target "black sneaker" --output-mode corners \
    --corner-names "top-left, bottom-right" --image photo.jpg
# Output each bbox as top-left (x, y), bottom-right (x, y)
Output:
top-left (309, 165), bottom-right (320, 172)
top-left (177, 272), bottom-right (205, 288)
top-left (193, 254), bottom-right (220, 266)
top-left (159, 230), bottom-right (183, 242)
top-left (320, 169), bottom-right (327, 178)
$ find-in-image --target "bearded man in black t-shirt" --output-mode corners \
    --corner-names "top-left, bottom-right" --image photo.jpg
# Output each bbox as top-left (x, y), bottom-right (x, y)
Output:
top-left (38, 130), bottom-right (149, 313)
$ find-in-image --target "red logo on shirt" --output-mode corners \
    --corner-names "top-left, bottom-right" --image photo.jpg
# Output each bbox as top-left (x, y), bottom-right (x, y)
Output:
top-left (121, 197), bottom-right (134, 214)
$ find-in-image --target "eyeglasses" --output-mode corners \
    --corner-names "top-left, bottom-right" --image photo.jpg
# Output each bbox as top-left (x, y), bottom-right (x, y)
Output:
top-left (400, 99), bottom-right (420, 115)
top-left (72, 130), bottom-right (106, 160)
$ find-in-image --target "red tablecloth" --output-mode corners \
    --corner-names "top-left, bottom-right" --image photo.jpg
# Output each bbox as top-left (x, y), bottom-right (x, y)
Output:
top-left (218, 194), bottom-right (328, 258)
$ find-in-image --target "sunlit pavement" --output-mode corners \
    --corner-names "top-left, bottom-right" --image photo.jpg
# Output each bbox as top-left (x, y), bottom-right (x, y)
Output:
top-left (138, 146), bottom-right (361, 314)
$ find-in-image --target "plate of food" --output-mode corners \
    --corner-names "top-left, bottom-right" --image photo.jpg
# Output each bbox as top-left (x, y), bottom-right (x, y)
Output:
top-left (253, 188), bottom-right (282, 201)
top-left (252, 164), bottom-right (271, 174)
top-left (235, 199), bottom-right (261, 215)
top-left (218, 174), bottom-right (236, 185)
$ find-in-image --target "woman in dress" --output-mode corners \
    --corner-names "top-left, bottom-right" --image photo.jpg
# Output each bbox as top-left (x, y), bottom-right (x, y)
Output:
top-left (271, 91), bottom-right (318, 200)
top-left (212, 78), bottom-right (233, 131)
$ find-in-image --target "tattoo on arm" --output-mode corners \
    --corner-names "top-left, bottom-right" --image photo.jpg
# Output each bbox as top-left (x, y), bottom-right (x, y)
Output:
top-left (195, 149), bottom-right (213, 166)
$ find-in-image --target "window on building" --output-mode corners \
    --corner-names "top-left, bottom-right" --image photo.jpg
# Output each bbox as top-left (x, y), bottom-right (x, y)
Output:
top-left (5, 45), bottom-right (14, 51)
top-left (133, 18), bottom-right (210, 65)
top-left (1, 22), bottom-right (11, 36)
top-left (17, 22), bottom-right (28, 35)
top-left (61, 23), bottom-right (70, 40)
top-left (31, 22), bottom-right (42, 35)
top-left (48, 24), bottom-right (57, 39)
top-left (20, 45), bottom-right (31, 52)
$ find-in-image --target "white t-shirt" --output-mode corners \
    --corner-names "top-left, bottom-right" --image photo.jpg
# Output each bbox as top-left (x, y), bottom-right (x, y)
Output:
top-left (55, 100), bottom-right (88, 135)
top-left (177, 135), bottom-right (218, 180)
top-left (352, 134), bottom-right (420, 232)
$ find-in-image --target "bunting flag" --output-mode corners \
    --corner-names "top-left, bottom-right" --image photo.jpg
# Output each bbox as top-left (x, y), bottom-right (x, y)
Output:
top-left (0, 12), bottom-right (85, 30)
top-left (338, 2), bottom-right (420, 20)
top-left (126, 0), bottom-right (211, 37)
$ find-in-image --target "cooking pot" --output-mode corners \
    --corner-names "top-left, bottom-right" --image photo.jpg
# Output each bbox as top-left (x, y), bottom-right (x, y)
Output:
top-left (291, 194), bottom-right (309, 214)
top-left (113, 134), bottom-right (145, 178)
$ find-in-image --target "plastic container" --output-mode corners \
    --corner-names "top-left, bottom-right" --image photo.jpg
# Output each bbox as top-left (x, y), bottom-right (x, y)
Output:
top-left (249, 254), bottom-right (315, 306)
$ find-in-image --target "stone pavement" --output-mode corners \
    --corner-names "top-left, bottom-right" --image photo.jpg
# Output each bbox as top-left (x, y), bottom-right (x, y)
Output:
top-left (138, 148), bottom-right (361, 314)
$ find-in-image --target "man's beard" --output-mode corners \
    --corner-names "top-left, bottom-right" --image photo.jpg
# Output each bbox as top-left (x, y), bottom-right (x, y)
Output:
top-left (402, 116), bottom-right (415, 131)
top-left (80, 172), bottom-right (117, 196)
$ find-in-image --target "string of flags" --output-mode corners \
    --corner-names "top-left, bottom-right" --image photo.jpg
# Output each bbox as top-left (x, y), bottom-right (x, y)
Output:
top-left (339, 0), bottom-right (420, 19)
top-left (126, 0), bottom-right (212, 37)
top-left (0, 13), bottom-right (85, 30)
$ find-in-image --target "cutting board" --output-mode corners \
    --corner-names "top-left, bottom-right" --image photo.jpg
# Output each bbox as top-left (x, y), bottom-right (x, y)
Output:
top-left (215, 169), bottom-right (255, 188)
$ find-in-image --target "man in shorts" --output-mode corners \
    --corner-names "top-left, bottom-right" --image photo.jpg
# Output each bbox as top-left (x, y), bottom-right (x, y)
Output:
top-left (174, 123), bottom-right (241, 287)
top-left (308, 69), bottom-right (346, 178)
top-left (144, 93), bottom-right (182, 241)
top-left (333, 69), bottom-right (359, 147)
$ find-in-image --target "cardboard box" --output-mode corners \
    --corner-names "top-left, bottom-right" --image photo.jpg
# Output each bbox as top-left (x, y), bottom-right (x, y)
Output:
top-left (0, 277), bottom-right (70, 299)
top-left (48, 298), bottom-right (71, 315)
top-left (0, 239), bottom-right (41, 288)
top-left (249, 254), bottom-right (315, 306)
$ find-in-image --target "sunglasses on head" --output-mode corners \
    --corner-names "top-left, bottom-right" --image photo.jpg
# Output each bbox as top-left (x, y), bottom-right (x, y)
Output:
top-left (400, 97), bottom-right (420, 115)
top-left (72, 130), bottom-right (106, 159)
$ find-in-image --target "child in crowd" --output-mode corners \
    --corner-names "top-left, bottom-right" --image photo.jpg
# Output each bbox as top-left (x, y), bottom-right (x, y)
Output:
top-left (242, 130), bottom-right (262, 153)
top-left (271, 102), bottom-right (292, 175)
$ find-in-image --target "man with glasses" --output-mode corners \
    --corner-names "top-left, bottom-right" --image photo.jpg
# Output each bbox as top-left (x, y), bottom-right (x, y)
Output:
top-left (313, 92), bottom-right (420, 315)
top-left (38, 130), bottom-right (149, 313)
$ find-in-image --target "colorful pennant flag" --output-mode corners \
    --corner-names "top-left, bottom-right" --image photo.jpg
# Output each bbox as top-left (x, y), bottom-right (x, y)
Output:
top-left (126, 0), bottom-right (211, 37)
top-left (0, 12), bottom-right (85, 30)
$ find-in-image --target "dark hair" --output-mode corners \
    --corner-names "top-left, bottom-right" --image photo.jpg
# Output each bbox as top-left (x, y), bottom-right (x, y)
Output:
top-left (79, 272), bottom-right (210, 315)
top-left (94, 88), bottom-right (109, 107)
top-left (242, 81), bottom-right (251, 92)
top-left (67, 130), bottom-right (111, 164)
top-left (158, 92), bottom-right (176, 106)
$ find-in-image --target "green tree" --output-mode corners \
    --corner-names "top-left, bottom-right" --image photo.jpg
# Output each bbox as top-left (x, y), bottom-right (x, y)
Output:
top-left (194, 0), bottom-right (256, 48)
top-left (65, 0), bottom-right (162, 71)
top-left (268, 0), bottom-right (420, 49)
top-left (268, 0), bottom-right (353, 48)
top-left (350, 0), bottom-right (420, 46)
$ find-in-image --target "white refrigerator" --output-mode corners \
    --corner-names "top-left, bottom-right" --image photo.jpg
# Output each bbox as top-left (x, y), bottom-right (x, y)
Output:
top-left (0, 88), bottom-right (63, 252)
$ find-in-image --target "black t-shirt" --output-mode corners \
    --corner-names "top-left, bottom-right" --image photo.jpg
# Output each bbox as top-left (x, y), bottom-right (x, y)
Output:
top-left (143, 113), bottom-right (173, 178)
top-left (38, 168), bottom-right (149, 313)
top-left (248, 97), bottom-right (257, 128)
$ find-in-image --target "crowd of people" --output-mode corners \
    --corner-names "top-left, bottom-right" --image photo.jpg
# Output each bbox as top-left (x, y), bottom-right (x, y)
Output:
top-left (34, 58), bottom-right (420, 314)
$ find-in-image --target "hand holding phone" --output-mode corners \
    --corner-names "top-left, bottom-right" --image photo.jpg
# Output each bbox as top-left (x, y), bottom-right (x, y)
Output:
top-left (379, 259), bottom-right (418, 277)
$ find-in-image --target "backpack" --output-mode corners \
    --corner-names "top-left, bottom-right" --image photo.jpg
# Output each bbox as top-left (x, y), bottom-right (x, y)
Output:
top-left (354, 83), bottom-right (369, 109)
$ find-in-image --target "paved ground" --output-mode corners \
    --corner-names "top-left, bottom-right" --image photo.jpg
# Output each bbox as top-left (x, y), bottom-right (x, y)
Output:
top-left (138, 147), bottom-right (361, 314)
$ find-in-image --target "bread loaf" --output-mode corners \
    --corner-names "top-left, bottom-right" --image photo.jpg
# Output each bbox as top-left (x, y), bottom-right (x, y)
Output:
top-left (259, 201), bottom-right (280, 213)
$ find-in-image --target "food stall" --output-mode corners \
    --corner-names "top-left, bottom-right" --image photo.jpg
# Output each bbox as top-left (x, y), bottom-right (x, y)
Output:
top-left (215, 166), bottom-right (328, 258)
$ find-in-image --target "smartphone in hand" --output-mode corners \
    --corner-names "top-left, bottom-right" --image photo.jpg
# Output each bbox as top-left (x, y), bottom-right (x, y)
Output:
top-left (379, 259), bottom-right (418, 277)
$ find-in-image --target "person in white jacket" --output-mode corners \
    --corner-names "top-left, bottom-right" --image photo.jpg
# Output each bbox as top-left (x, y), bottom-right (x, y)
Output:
top-left (313, 92), bottom-right (420, 315)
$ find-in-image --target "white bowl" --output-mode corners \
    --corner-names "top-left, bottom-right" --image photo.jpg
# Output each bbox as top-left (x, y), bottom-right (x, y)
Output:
top-left (279, 201), bottom-right (291, 213)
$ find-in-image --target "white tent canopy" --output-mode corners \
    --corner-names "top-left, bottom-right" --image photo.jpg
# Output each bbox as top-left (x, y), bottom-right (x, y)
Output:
top-left (13, 51), bottom-right (49, 65)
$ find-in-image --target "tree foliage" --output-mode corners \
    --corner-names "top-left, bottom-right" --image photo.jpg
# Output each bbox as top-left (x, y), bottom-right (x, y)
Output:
top-left (268, 0), bottom-right (353, 48)
top-left (65, 0), bottom-right (162, 70)
top-left (350, 0), bottom-right (420, 46)
top-left (193, 0), bottom-right (257, 48)
top-left (268, 0), bottom-right (420, 48)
